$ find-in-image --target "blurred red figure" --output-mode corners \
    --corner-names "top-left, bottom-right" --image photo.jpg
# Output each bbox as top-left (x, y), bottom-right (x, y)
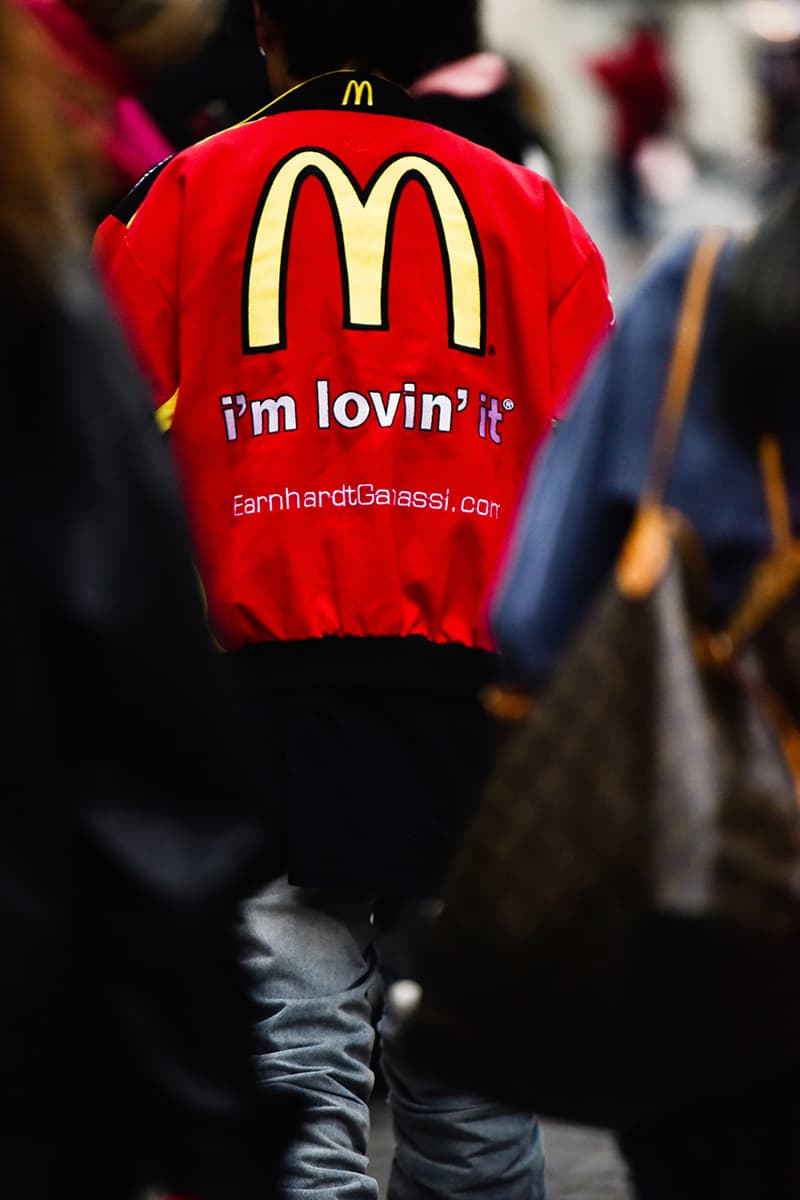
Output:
top-left (14, 0), bottom-right (224, 214)
top-left (587, 17), bottom-right (678, 238)
top-left (15, 0), bottom-right (171, 204)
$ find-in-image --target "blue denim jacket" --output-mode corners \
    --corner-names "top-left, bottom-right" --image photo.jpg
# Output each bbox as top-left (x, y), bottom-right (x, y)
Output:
top-left (490, 230), bottom-right (800, 687)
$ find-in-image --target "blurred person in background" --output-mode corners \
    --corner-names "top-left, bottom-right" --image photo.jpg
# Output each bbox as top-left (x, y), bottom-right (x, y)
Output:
top-left (586, 15), bottom-right (679, 240)
top-left (507, 57), bottom-right (564, 186)
top-left (408, 0), bottom-right (560, 183)
top-left (17, 0), bottom-right (225, 215)
top-left (93, 0), bottom-right (613, 1195)
top-left (0, 2), bottom-right (294, 1196)
top-left (490, 187), bottom-right (800, 1198)
top-left (141, 0), bottom-right (271, 150)
top-left (756, 29), bottom-right (800, 200)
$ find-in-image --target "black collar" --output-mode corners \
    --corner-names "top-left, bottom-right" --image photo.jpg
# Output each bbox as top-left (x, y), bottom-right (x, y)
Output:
top-left (254, 71), bottom-right (422, 122)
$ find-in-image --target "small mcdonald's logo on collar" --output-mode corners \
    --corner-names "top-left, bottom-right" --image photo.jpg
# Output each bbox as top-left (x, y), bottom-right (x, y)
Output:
top-left (342, 79), bottom-right (374, 107)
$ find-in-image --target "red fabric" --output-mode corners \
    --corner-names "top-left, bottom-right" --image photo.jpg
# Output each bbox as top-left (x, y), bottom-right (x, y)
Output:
top-left (587, 29), bottom-right (678, 157)
top-left (15, 0), bottom-right (172, 189)
top-left (96, 84), bottom-right (612, 653)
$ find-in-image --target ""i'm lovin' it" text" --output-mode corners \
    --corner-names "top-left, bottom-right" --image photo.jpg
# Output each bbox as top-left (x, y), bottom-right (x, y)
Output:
top-left (219, 378), bottom-right (514, 446)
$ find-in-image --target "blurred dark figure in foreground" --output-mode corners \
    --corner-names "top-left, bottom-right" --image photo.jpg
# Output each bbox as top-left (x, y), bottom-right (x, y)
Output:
top-left (141, 0), bottom-right (271, 150)
top-left (756, 32), bottom-right (800, 201)
top-left (18, 0), bottom-right (225, 214)
top-left (0, 3), bottom-right (293, 1197)
top-left (492, 186), bottom-right (800, 1198)
top-left (586, 16), bottom-right (679, 239)
top-left (408, 0), bottom-right (560, 182)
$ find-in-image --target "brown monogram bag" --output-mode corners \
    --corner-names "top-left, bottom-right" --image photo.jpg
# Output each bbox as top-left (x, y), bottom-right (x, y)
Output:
top-left (400, 230), bottom-right (800, 1127)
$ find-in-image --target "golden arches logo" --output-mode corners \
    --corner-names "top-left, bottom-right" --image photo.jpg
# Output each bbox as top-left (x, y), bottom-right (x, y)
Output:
top-left (342, 79), bottom-right (374, 107)
top-left (242, 148), bottom-right (486, 355)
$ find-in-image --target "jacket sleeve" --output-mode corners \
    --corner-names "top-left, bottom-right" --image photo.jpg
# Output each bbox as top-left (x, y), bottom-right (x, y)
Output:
top-left (544, 182), bottom-right (615, 418)
top-left (4, 258), bottom-right (291, 1198)
top-left (549, 246), bottom-right (615, 418)
top-left (94, 157), bottom-right (182, 418)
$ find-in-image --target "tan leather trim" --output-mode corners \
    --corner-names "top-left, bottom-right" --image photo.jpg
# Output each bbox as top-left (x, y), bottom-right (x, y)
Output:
top-left (616, 505), bottom-right (673, 599)
top-left (760, 434), bottom-right (793, 550)
top-left (481, 685), bottom-right (534, 722)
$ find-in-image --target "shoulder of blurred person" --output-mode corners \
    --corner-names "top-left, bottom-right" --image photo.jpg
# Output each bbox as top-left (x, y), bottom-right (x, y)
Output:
top-left (491, 202), bottom-right (800, 689)
top-left (3, 240), bottom-right (292, 1200)
top-left (410, 51), bottom-right (559, 181)
top-left (0, 4), bottom-right (291, 1195)
top-left (140, 0), bottom-right (271, 150)
top-left (403, 0), bottom-right (561, 182)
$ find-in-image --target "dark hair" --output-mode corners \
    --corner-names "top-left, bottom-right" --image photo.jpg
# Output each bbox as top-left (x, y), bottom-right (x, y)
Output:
top-left (256, 0), bottom-right (480, 87)
top-left (226, 0), bottom-right (259, 41)
top-left (722, 184), bottom-right (800, 443)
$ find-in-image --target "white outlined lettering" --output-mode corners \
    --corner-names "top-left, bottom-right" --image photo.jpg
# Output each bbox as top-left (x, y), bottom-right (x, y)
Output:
top-left (233, 486), bottom-right (501, 520)
top-left (220, 380), bottom-right (512, 443)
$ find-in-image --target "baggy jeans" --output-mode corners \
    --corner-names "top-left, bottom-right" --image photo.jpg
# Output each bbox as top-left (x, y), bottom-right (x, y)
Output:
top-left (241, 874), bottom-right (545, 1200)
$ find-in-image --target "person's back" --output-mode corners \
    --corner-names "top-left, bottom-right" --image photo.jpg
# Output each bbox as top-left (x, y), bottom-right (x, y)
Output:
top-left (490, 189), bottom-right (800, 1200)
top-left (491, 208), bottom-right (800, 690)
top-left (98, 71), bottom-right (608, 661)
top-left (95, 2), bottom-right (613, 1196)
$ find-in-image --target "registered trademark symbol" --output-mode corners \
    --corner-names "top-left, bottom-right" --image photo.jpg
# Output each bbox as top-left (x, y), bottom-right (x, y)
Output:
top-left (502, 398), bottom-right (515, 411)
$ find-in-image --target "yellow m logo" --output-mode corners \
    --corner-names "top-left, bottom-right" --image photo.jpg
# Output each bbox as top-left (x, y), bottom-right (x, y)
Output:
top-left (242, 148), bottom-right (485, 355)
top-left (342, 79), bottom-right (373, 107)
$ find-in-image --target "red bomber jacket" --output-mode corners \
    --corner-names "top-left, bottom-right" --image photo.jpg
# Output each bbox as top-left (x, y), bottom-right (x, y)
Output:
top-left (95, 70), bottom-right (613, 654)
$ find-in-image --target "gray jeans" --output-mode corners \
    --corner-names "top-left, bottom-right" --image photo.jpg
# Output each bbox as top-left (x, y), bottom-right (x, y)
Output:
top-left (241, 874), bottom-right (545, 1200)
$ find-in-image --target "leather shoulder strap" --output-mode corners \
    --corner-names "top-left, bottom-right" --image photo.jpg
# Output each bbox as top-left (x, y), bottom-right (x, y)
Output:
top-left (707, 438), bottom-right (800, 660)
top-left (640, 228), bottom-right (728, 509)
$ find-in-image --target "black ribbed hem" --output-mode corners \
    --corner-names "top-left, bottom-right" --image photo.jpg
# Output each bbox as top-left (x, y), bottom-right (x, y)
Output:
top-left (227, 634), bottom-right (500, 695)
